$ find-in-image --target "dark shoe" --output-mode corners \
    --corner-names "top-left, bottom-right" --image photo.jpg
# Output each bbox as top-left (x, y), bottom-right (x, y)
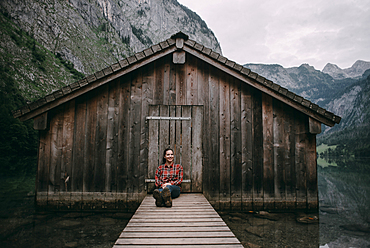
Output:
top-left (153, 189), bottom-right (163, 207)
top-left (162, 187), bottom-right (172, 207)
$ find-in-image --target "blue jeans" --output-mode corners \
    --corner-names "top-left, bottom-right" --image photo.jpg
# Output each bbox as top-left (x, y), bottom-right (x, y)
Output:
top-left (158, 185), bottom-right (181, 199)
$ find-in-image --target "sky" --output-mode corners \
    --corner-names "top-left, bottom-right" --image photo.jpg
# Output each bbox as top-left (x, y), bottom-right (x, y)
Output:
top-left (177, 0), bottom-right (370, 71)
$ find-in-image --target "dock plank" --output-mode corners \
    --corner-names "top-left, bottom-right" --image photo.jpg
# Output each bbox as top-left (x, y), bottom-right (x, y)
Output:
top-left (113, 194), bottom-right (243, 247)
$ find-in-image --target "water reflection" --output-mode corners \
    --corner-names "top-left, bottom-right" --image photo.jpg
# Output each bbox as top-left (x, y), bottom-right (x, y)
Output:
top-left (220, 211), bottom-right (319, 247)
top-left (0, 174), bottom-right (133, 248)
top-left (1, 157), bottom-right (369, 247)
top-left (318, 157), bottom-right (370, 247)
top-left (220, 157), bottom-right (370, 248)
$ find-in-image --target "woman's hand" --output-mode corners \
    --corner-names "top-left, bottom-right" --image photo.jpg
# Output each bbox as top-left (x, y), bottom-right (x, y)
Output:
top-left (162, 183), bottom-right (171, 188)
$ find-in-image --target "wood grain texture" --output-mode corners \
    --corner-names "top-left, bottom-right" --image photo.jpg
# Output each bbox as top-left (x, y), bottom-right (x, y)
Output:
top-left (186, 54), bottom-right (198, 105)
top-left (106, 79), bottom-right (120, 193)
top-left (295, 112), bottom-right (307, 210)
top-left (33, 112), bottom-right (47, 130)
top-left (117, 75), bottom-right (131, 199)
top-left (273, 99), bottom-right (286, 210)
top-left (84, 90), bottom-right (98, 194)
top-left (94, 85), bottom-right (108, 194)
top-left (176, 58), bottom-right (186, 105)
top-left (197, 60), bottom-right (210, 199)
top-left (219, 73), bottom-right (231, 210)
top-left (208, 68), bottom-right (220, 209)
top-left (34, 52), bottom-right (319, 211)
top-left (262, 93), bottom-right (274, 209)
top-left (241, 84), bottom-right (253, 210)
top-left (72, 96), bottom-right (86, 193)
top-left (285, 105), bottom-right (296, 210)
top-left (113, 194), bottom-right (243, 248)
top-left (128, 70), bottom-right (142, 204)
top-left (182, 106), bottom-right (192, 192)
top-left (306, 132), bottom-right (318, 210)
top-left (230, 77), bottom-right (242, 210)
top-left (49, 105), bottom-right (64, 198)
top-left (192, 106), bottom-right (203, 192)
top-left (252, 89), bottom-right (263, 210)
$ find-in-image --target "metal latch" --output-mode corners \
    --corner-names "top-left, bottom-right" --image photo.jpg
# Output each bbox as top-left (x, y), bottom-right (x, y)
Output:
top-left (146, 117), bottom-right (191, 120)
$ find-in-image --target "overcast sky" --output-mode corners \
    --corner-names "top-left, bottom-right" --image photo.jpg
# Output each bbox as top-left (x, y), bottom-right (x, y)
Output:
top-left (177, 0), bottom-right (370, 71)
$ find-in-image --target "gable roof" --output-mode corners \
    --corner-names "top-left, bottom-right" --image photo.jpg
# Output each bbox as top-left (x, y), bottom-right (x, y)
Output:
top-left (13, 32), bottom-right (341, 127)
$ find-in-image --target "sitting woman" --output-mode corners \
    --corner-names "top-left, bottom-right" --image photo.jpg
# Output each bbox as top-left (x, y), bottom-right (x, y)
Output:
top-left (153, 148), bottom-right (183, 207)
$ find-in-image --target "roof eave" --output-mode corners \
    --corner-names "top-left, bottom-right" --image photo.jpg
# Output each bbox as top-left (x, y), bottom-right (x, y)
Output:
top-left (182, 43), bottom-right (339, 127)
top-left (16, 40), bottom-right (177, 122)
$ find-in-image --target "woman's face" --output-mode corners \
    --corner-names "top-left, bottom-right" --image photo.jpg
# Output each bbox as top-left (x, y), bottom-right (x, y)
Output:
top-left (164, 150), bottom-right (174, 163)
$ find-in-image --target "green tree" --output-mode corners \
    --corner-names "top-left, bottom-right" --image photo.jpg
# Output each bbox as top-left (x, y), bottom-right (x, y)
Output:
top-left (0, 65), bottom-right (38, 176)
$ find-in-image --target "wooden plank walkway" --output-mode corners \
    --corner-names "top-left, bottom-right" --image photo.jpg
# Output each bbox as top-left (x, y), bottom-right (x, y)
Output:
top-left (113, 193), bottom-right (243, 247)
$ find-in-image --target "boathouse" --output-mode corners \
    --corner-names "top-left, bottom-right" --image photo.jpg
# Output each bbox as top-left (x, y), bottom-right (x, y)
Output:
top-left (13, 32), bottom-right (341, 212)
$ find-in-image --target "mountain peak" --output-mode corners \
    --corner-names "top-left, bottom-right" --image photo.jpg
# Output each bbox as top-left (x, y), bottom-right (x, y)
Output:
top-left (322, 60), bottom-right (370, 80)
top-left (299, 63), bottom-right (316, 71)
top-left (323, 63), bottom-right (341, 71)
top-left (351, 60), bottom-right (370, 69)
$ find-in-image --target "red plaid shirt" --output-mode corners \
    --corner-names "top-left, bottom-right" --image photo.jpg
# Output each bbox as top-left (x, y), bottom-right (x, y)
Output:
top-left (155, 163), bottom-right (183, 188)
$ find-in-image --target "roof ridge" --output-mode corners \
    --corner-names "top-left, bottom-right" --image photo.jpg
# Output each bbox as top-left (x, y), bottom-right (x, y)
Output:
top-left (12, 32), bottom-right (341, 125)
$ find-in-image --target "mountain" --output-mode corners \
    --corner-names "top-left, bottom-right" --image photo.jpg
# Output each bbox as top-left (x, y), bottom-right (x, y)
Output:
top-left (322, 60), bottom-right (370, 80)
top-left (319, 70), bottom-right (370, 152)
top-left (0, 0), bottom-right (221, 100)
top-left (1, 0), bottom-right (368, 169)
top-left (0, 0), bottom-right (221, 175)
top-left (244, 63), bottom-right (354, 105)
top-left (244, 62), bottom-right (370, 155)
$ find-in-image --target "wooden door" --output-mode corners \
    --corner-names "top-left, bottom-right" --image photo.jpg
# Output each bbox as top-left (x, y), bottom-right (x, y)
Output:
top-left (147, 105), bottom-right (203, 193)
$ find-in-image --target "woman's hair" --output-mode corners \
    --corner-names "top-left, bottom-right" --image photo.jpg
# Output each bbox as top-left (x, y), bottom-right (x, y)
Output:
top-left (162, 148), bottom-right (174, 164)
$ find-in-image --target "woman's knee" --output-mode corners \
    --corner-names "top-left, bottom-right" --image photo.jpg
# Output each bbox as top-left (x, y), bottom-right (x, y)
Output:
top-left (168, 185), bottom-right (180, 198)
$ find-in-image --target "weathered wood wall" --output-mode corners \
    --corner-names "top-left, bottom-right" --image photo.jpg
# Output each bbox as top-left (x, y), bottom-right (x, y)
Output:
top-left (36, 53), bottom-right (317, 211)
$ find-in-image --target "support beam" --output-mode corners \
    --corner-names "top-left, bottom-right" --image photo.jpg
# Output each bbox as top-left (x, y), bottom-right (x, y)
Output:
top-left (309, 117), bottom-right (322, 134)
top-left (33, 112), bottom-right (48, 130)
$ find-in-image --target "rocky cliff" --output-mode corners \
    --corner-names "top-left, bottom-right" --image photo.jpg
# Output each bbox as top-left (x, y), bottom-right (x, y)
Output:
top-left (0, 0), bottom-right (221, 100)
top-left (322, 60), bottom-right (370, 80)
top-left (244, 61), bottom-right (369, 107)
top-left (244, 61), bottom-right (370, 152)
top-left (321, 71), bottom-right (370, 144)
top-left (245, 63), bottom-right (342, 105)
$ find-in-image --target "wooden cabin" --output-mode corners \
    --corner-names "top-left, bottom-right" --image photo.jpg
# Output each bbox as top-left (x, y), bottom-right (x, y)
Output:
top-left (13, 32), bottom-right (341, 212)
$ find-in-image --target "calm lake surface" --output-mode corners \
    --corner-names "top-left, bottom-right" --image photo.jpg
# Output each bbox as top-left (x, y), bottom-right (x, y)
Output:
top-left (1, 157), bottom-right (369, 248)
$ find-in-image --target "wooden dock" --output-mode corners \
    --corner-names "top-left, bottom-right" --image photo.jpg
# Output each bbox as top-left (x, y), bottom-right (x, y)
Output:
top-left (113, 193), bottom-right (243, 247)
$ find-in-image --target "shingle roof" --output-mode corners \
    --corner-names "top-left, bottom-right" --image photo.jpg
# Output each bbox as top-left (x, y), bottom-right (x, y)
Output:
top-left (13, 32), bottom-right (341, 126)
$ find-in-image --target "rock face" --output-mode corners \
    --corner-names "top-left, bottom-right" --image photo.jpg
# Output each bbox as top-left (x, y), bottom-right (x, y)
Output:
top-left (244, 63), bottom-right (337, 104)
top-left (244, 62), bottom-right (370, 143)
top-left (323, 72), bottom-right (370, 136)
top-left (0, 0), bottom-right (221, 99)
top-left (322, 60), bottom-right (370, 80)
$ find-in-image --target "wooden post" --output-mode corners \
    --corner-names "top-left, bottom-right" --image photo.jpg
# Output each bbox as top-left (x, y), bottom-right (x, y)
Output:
top-left (309, 117), bottom-right (321, 134)
top-left (33, 112), bottom-right (48, 130)
top-left (173, 51), bottom-right (186, 64)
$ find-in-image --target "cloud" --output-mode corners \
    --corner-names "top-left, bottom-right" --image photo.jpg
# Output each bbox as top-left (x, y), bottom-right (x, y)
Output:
top-left (178, 0), bottom-right (370, 70)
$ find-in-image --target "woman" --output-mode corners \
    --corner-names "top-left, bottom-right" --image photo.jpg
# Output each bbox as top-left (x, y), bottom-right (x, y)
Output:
top-left (153, 148), bottom-right (183, 207)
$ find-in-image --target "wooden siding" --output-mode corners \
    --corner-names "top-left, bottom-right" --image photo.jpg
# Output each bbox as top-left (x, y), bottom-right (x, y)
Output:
top-left (36, 53), bottom-right (317, 211)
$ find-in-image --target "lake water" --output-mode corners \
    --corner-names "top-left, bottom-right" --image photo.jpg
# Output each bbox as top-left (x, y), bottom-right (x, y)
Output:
top-left (221, 157), bottom-right (370, 247)
top-left (1, 157), bottom-right (369, 247)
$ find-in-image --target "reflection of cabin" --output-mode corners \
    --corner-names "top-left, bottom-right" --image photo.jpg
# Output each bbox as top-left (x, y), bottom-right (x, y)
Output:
top-left (13, 32), bottom-right (341, 212)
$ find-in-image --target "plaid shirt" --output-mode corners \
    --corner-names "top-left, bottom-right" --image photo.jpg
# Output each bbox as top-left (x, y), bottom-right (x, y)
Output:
top-left (155, 163), bottom-right (183, 188)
